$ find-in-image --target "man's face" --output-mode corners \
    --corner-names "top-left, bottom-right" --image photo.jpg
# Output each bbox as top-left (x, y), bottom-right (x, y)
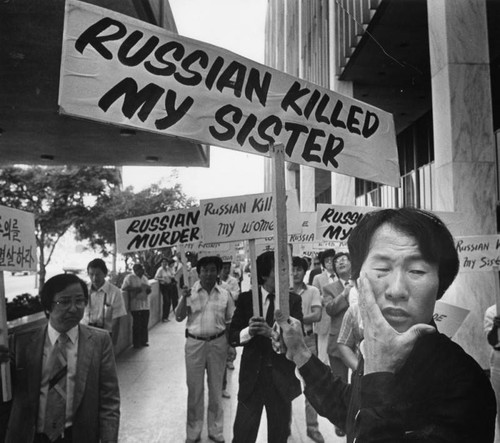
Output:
top-left (161, 260), bottom-right (168, 269)
top-left (313, 259), bottom-right (321, 270)
top-left (221, 263), bottom-right (231, 279)
top-left (262, 268), bottom-right (275, 292)
top-left (323, 256), bottom-right (335, 274)
top-left (134, 266), bottom-right (144, 277)
top-left (292, 266), bottom-right (305, 285)
top-left (49, 283), bottom-right (87, 333)
top-left (88, 267), bottom-right (106, 290)
top-left (334, 255), bottom-right (351, 276)
top-left (199, 263), bottom-right (219, 289)
top-left (361, 223), bottom-right (439, 333)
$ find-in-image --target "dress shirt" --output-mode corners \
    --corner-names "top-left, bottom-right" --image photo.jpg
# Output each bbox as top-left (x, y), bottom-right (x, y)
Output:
top-left (239, 287), bottom-right (274, 343)
top-left (82, 280), bottom-right (126, 331)
top-left (37, 323), bottom-right (79, 432)
top-left (186, 281), bottom-right (234, 336)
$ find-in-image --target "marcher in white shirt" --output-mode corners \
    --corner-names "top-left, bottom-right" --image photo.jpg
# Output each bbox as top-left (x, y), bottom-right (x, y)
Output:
top-left (82, 258), bottom-right (127, 345)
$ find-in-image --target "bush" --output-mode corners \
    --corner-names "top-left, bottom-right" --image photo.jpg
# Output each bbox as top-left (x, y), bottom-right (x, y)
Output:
top-left (6, 293), bottom-right (44, 321)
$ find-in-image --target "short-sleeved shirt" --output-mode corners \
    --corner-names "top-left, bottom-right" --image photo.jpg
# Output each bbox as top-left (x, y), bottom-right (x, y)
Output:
top-left (220, 275), bottom-right (240, 301)
top-left (122, 273), bottom-right (151, 311)
top-left (82, 280), bottom-right (127, 331)
top-left (337, 303), bottom-right (363, 353)
top-left (186, 281), bottom-right (235, 336)
top-left (294, 283), bottom-right (322, 334)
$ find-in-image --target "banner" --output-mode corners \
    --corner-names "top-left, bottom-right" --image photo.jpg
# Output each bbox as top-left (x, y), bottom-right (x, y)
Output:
top-left (0, 206), bottom-right (37, 272)
top-left (115, 207), bottom-right (201, 254)
top-left (316, 204), bottom-right (375, 243)
top-left (200, 190), bottom-right (300, 243)
top-left (60, 0), bottom-right (399, 186)
top-left (433, 300), bottom-right (469, 339)
top-left (454, 235), bottom-right (500, 272)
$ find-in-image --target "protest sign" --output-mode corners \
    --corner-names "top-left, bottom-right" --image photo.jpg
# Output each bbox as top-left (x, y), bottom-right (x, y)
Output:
top-left (200, 190), bottom-right (300, 243)
top-left (115, 207), bottom-right (200, 254)
top-left (433, 300), bottom-right (470, 339)
top-left (454, 234), bottom-right (500, 272)
top-left (316, 204), bottom-right (375, 243)
top-left (187, 241), bottom-right (239, 263)
top-left (60, 0), bottom-right (399, 186)
top-left (0, 205), bottom-right (37, 272)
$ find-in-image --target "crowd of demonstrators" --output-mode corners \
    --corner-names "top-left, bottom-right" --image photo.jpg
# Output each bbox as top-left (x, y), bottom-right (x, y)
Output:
top-left (275, 207), bottom-right (496, 443)
top-left (0, 273), bottom-right (120, 443)
top-left (121, 263), bottom-right (152, 348)
top-left (311, 249), bottom-right (337, 364)
top-left (154, 257), bottom-right (179, 322)
top-left (175, 256), bottom-right (235, 443)
top-left (290, 256), bottom-right (324, 443)
top-left (82, 259), bottom-right (127, 345)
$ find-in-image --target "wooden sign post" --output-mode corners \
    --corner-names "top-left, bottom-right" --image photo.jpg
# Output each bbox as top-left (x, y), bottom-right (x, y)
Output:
top-left (494, 266), bottom-right (500, 342)
top-left (248, 239), bottom-right (260, 317)
top-left (0, 271), bottom-right (11, 402)
top-left (271, 144), bottom-right (290, 318)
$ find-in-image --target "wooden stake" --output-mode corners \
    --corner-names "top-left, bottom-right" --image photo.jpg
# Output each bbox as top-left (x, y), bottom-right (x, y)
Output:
top-left (248, 239), bottom-right (260, 317)
top-left (271, 144), bottom-right (290, 318)
top-left (494, 266), bottom-right (500, 342)
top-left (0, 271), bottom-right (12, 402)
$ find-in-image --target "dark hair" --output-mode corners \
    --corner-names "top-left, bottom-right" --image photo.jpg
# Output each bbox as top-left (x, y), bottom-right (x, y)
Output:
top-left (292, 256), bottom-right (308, 273)
top-left (132, 263), bottom-right (144, 273)
top-left (348, 207), bottom-right (459, 299)
top-left (196, 256), bottom-right (223, 274)
top-left (40, 273), bottom-right (89, 312)
top-left (320, 249), bottom-right (336, 266)
top-left (87, 258), bottom-right (108, 275)
top-left (256, 251), bottom-right (274, 285)
top-left (332, 252), bottom-right (350, 277)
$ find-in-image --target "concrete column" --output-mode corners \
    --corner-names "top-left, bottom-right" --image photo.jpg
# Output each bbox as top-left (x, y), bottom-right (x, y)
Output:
top-left (428, 0), bottom-right (496, 367)
top-left (300, 165), bottom-right (315, 211)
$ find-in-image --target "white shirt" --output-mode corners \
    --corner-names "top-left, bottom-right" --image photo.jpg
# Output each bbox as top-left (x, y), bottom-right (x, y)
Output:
top-left (82, 280), bottom-right (127, 331)
top-left (37, 323), bottom-right (79, 431)
top-left (122, 273), bottom-right (151, 311)
top-left (294, 283), bottom-right (322, 333)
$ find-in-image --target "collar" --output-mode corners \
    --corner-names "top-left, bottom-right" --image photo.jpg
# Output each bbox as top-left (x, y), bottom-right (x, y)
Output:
top-left (291, 281), bottom-right (308, 294)
top-left (89, 280), bottom-right (109, 293)
top-left (47, 323), bottom-right (79, 345)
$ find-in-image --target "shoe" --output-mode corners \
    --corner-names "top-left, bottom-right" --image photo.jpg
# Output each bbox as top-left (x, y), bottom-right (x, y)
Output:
top-left (208, 435), bottom-right (225, 443)
top-left (307, 429), bottom-right (325, 443)
top-left (335, 427), bottom-right (346, 437)
top-left (162, 318), bottom-right (169, 322)
top-left (226, 362), bottom-right (235, 370)
top-left (222, 390), bottom-right (230, 398)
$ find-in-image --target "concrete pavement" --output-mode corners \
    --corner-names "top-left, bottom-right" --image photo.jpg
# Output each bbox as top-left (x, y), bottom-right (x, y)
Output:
top-left (116, 318), bottom-right (346, 443)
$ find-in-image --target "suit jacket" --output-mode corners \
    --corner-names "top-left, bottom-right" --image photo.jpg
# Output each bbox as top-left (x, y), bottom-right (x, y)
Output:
top-left (229, 289), bottom-right (303, 403)
top-left (322, 280), bottom-right (349, 359)
top-left (312, 271), bottom-right (335, 335)
top-left (4, 323), bottom-right (120, 443)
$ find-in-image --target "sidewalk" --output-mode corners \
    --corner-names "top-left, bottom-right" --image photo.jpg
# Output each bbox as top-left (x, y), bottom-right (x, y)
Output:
top-left (116, 319), bottom-right (345, 443)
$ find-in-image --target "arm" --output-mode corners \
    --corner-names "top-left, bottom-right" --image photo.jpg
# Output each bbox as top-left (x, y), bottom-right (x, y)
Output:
top-left (337, 343), bottom-right (358, 371)
top-left (323, 283), bottom-right (349, 317)
top-left (303, 305), bottom-right (322, 325)
top-left (98, 333), bottom-right (120, 443)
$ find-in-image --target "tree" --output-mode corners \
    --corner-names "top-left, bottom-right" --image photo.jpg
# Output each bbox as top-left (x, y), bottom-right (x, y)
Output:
top-left (0, 166), bottom-right (121, 287)
top-left (75, 182), bottom-right (197, 276)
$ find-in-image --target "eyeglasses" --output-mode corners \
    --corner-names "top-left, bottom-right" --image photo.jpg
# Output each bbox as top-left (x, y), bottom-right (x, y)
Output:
top-left (53, 297), bottom-right (87, 309)
top-left (334, 256), bottom-right (349, 264)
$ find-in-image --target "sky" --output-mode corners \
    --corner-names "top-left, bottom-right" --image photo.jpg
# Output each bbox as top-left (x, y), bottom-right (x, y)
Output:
top-left (121, 0), bottom-right (268, 202)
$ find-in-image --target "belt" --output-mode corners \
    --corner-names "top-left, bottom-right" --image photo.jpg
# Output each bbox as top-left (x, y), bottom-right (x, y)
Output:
top-left (305, 330), bottom-right (315, 336)
top-left (186, 330), bottom-right (225, 341)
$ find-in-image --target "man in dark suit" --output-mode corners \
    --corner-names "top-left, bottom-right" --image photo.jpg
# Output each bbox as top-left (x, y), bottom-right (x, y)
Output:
top-left (229, 251), bottom-right (303, 443)
top-left (0, 273), bottom-right (120, 443)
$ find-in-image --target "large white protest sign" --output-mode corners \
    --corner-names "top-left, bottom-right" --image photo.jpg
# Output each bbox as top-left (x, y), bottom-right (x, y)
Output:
top-left (59, 0), bottom-right (399, 186)
top-left (454, 235), bottom-right (500, 272)
top-left (0, 205), bottom-right (37, 272)
top-left (115, 207), bottom-right (201, 254)
top-left (316, 204), bottom-right (375, 243)
top-left (200, 191), bottom-right (300, 243)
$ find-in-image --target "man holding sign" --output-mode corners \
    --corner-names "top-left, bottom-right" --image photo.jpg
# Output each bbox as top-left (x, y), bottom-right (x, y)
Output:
top-left (276, 208), bottom-right (495, 442)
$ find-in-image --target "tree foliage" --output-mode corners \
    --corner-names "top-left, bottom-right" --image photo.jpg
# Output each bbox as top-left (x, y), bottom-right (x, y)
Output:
top-left (0, 166), bottom-right (121, 286)
top-left (75, 182), bottom-right (197, 277)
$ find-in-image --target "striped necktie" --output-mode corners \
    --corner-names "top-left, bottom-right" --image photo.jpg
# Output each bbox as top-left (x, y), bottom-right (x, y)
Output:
top-left (43, 333), bottom-right (69, 441)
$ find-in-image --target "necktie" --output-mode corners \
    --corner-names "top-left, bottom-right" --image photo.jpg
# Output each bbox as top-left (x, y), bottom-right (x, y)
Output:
top-left (265, 293), bottom-right (275, 326)
top-left (43, 333), bottom-right (69, 441)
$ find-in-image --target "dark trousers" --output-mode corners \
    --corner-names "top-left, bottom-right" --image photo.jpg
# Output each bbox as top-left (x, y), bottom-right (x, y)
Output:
top-left (131, 309), bottom-right (150, 346)
top-left (34, 427), bottom-right (72, 443)
top-left (160, 283), bottom-right (178, 320)
top-left (232, 367), bottom-right (291, 443)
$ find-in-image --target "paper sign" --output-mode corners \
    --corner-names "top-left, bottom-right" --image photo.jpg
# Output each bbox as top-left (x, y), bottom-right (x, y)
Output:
top-left (455, 235), bottom-right (500, 272)
top-left (0, 205), bottom-right (37, 272)
top-left (316, 204), bottom-right (375, 243)
top-left (59, 0), bottom-right (400, 186)
top-left (115, 207), bottom-right (201, 254)
top-left (433, 300), bottom-right (469, 338)
top-left (196, 242), bottom-right (240, 263)
top-left (200, 190), bottom-right (300, 243)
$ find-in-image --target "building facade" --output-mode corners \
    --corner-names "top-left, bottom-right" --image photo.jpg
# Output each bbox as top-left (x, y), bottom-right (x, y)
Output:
top-left (264, 0), bottom-right (499, 367)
